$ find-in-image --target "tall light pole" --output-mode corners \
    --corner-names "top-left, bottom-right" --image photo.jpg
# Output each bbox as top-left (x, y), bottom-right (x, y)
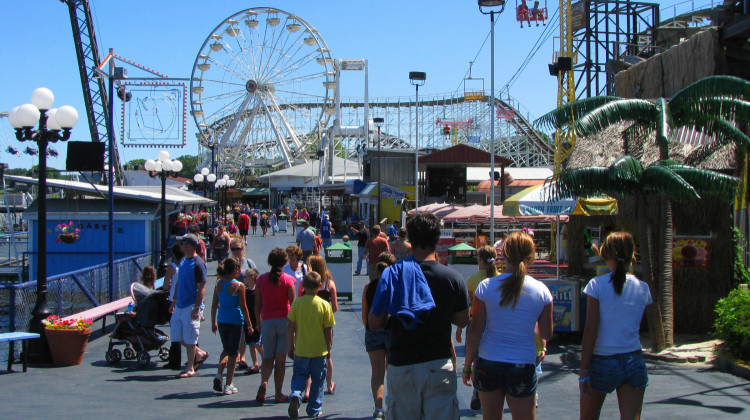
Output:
top-left (478, 0), bottom-right (506, 244)
top-left (409, 71), bottom-right (426, 208)
top-left (193, 167), bottom-right (216, 232)
top-left (9, 88), bottom-right (78, 362)
top-left (373, 117), bottom-right (384, 222)
top-left (145, 151), bottom-right (183, 277)
top-left (215, 175), bottom-right (235, 221)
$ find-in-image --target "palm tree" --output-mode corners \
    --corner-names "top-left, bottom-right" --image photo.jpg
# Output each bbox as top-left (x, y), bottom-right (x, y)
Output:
top-left (536, 76), bottom-right (750, 350)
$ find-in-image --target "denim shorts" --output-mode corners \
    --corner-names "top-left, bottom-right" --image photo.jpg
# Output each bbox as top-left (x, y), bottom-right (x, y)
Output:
top-left (217, 323), bottom-right (242, 357)
top-left (365, 329), bottom-right (391, 353)
top-left (473, 357), bottom-right (537, 398)
top-left (590, 350), bottom-right (649, 394)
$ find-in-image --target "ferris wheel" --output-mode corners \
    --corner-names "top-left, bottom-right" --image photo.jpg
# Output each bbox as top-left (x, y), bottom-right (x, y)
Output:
top-left (190, 7), bottom-right (335, 172)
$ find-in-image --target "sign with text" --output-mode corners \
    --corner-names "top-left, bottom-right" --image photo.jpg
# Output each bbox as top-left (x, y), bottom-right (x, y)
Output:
top-left (543, 280), bottom-right (580, 331)
top-left (673, 238), bottom-right (709, 267)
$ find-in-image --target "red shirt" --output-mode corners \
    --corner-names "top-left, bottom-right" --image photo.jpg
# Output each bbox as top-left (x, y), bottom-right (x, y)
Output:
top-left (238, 213), bottom-right (250, 230)
top-left (366, 236), bottom-right (390, 263)
top-left (256, 272), bottom-right (295, 320)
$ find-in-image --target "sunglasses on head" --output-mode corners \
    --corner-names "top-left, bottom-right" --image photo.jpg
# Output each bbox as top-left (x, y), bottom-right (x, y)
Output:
top-left (231, 247), bottom-right (243, 251)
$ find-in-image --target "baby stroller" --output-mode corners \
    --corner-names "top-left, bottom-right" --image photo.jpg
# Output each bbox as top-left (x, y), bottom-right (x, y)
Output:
top-left (105, 283), bottom-right (171, 367)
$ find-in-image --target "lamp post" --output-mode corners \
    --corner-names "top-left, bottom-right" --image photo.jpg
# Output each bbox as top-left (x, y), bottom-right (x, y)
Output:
top-left (9, 88), bottom-right (78, 362)
top-left (145, 151), bottom-right (184, 277)
top-left (215, 175), bottom-right (235, 221)
top-left (409, 71), bottom-right (426, 208)
top-left (373, 117), bottom-right (384, 222)
top-left (478, 0), bottom-right (506, 245)
top-left (194, 168), bottom-right (216, 232)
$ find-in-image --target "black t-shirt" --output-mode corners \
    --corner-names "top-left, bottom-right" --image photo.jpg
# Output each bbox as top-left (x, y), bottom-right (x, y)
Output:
top-left (357, 228), bottom-right (370, 247)
top-left (388, 261), bottom-right (469, 366)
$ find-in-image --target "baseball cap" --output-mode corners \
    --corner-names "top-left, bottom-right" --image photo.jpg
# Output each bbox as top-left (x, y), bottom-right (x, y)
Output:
top-left (176, 233), bottom-right (201, 247)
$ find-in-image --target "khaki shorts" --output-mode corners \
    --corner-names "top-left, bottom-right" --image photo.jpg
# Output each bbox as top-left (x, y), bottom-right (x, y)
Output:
top-left (386, 358), bottom-right (459, 420)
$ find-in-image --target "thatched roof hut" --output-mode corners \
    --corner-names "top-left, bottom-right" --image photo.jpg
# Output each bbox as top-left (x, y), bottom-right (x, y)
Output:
top-left (562, 122), bottom-right (738, 334)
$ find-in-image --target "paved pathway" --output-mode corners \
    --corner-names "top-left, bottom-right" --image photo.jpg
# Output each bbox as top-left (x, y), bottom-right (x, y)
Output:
top-left (1, 230), bottom-right (749, 419)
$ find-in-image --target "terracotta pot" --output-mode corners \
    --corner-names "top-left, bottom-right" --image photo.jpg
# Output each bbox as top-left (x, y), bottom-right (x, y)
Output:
top-left (44, 327), bottom-right (91, 366)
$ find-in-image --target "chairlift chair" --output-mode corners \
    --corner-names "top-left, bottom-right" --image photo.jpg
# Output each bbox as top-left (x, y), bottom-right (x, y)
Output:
top-left (516, 0), bottom-right (547, 27)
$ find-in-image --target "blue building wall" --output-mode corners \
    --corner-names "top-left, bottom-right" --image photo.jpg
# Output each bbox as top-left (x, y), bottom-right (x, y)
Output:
top-left (33, 218), bottom-right (149, 279)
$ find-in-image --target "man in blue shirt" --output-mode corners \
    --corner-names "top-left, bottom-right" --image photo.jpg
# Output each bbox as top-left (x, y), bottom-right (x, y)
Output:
top-left (320, 215), bottom-right (334, 250)
top-left (296, 220), bottom-right (317, 262)
top-left (170, 233), bottom-right (209, 378)
top-left (388, 220), bottom-right (401, 244)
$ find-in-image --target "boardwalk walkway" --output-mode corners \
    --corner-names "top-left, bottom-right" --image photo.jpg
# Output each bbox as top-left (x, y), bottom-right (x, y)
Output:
top-left (1, 232), bottom-right (749, 419)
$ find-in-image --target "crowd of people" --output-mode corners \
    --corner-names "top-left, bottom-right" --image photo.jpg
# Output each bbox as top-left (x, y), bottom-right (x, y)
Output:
top-left (155, 205), bottom-right (650, 420)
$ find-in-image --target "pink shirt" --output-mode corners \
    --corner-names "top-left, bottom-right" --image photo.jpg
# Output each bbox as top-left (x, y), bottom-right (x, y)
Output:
top-left (256, 272), bottom-right (295, 320)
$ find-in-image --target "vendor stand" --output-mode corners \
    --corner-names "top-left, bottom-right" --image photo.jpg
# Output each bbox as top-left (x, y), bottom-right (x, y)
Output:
top-left (501, 182), bottom-right (618, 333)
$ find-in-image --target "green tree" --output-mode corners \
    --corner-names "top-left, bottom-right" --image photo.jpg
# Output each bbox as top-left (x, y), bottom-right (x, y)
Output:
top-left (537, 76), bottom-right (750, 350)
top-left (174, 154), bottom-right (198, 179)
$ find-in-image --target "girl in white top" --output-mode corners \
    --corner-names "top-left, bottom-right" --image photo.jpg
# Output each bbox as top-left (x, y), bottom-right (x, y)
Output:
top-left (579, 231), bottom-right (652, 420)
top-left (463, 231), bottom-right (553, 420)
top-left (282, 245), bottom-right (307, 297)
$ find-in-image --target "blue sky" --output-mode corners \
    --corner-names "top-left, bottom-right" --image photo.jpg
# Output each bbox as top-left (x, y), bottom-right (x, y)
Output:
top-left (0, 0), bottom-right (707, 170)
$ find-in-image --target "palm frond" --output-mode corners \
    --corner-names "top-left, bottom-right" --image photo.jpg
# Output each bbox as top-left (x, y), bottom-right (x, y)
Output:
top-left (551, 167), bottom-right (614, 200)
top-left (609, 155), bottom-right (643, 182)
top-left (671, 76), bottom-right (750, 105)
top-left (672, 97), bottom-right (750, 124)
top-left (641, 164), bottom-right (700, 201)
top-left (659, 163), bottom-right (740, 200)
top-left (571, 99), bottom-right (657, 138)
top-left (689, 117), bottom-right (750, 153)
top-left (534, 96), bottom-right (622, 130)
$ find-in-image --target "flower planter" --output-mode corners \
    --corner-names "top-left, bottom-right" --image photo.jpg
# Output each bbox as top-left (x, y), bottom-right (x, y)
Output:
top-left (57, 233), bottom-right (79, 244)
top-left (44, 327), bottom-right (91, 366)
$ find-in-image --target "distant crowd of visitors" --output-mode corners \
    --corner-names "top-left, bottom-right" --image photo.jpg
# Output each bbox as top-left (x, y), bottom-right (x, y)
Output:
top-left (153, 204), bottom-right (650, 420)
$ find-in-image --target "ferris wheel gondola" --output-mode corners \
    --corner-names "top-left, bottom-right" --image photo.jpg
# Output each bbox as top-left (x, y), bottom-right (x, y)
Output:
top-left (190, 7), bottom-right (335, 172)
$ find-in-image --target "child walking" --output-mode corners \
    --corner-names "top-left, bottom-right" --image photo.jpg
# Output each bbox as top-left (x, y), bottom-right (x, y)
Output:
top-left (240, 269), bottom-right (263, 375)
top-left (210, 257), bottom-right (253, 395)
top-left (286, 272), bottom-right (335, 419)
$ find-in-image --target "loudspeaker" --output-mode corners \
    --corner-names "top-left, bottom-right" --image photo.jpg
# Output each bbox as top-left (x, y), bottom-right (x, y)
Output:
top-left (66, 141), bottom-right (105, 171)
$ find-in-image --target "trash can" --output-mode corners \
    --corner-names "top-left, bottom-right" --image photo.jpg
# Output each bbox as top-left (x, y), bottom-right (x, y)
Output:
top-left (325, 242), bottom-right (353, 301)
top-left (447, 242), bottom-right (478, 281)
top-left (278, 213), bottom-right (287, 232)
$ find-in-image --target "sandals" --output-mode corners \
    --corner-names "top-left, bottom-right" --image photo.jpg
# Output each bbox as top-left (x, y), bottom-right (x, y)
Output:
top-left (256, 383), bottom-right (267, 405)
top-left (176, 370), bottom-right (196, 378)
top-left (275, 394), bottom-right (289, 403)
top-left (326, 382), bottom-right (336, 395)
top-left (193, 352), bottom-right (209, 371)
top-left (244, 365), bottom-right (260, 375)
top-left (237, 360), bottom-right (248, 370)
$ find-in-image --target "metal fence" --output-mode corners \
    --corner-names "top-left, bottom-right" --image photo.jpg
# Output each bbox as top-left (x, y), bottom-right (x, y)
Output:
top-left (0, 252), bottom-right (152, 365)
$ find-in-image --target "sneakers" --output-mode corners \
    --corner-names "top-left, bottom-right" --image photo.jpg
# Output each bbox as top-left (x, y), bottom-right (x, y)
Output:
top-left (288, 396), bottom-right (300, 419)
top-left (372, 409), bottom-right (386, 419)
top-left (224, 383), bottom-right (239, 395)
top-left (213, 375), bottom-right (223, 395)
top-left (470, 388), bottom-right (481, 410)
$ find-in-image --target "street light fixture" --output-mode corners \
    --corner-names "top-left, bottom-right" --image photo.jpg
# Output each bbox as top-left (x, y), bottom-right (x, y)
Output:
top-left (194, 168), bottom-right (216, 231)
top-left (373, 117), bottom-right (384, 221)
top-left (478, 0), bottom-right (506, 244)
top-left (8, 87), bottom-right (78, 362)
top-left (145, 151), bottom-right (183, 277)
top-left (409, 71), bottom-right (426, 208)
top-left (215, 175), bottom-right (235, 221)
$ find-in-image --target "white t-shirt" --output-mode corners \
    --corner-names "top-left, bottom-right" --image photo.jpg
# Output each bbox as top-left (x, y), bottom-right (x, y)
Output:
top-left (282, 263), bottom-right (307, 296)
top-left (475, 273), bottom-right (553, 364)
top-left (583, 273), bottom-right (652, 356)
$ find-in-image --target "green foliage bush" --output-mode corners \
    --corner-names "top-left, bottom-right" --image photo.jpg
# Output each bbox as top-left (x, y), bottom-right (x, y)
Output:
top-left (732, 227), bottom-right (750, 286)
top-left (713, 286), bottom-right (750, 360)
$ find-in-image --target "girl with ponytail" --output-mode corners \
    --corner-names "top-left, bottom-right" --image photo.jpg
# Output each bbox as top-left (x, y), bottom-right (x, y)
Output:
top-left (579, 231), bottom-right (652, 420)
top-left (462, 231), bottom-right (553, 419)
top-left (254, 248), bottom-right (296, 404)
top-left (210, 257), bottom-right (253, 395)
